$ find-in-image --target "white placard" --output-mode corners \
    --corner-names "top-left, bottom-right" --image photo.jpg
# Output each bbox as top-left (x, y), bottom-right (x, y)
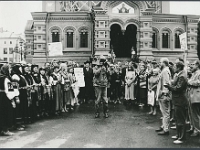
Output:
top-left (179, 32), bottom-right (188, 51)
top-left (48, 42), bottom-right (63, 56)
top-left (74, 68), bottom-right (85, 87)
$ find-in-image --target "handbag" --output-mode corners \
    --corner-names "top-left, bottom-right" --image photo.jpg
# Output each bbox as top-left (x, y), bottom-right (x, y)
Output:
top-left (148, 90), bottom-right (155, 106)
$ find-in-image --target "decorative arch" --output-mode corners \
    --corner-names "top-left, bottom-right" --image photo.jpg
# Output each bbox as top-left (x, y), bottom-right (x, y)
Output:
top-left (48, 26), bottom-right (62, 43)
top-left (109, 19), bottom-right (124, 29)
top-left (78, 26), bottom-right (90, 32)
top-left (160, 27), bottom-right (172, 33)
top-left (63, 26), bottom-right (76, 32)
top-left (125, 19), bottom-right (140, 29)
top-left (173, 27), bottom-right (185, 33)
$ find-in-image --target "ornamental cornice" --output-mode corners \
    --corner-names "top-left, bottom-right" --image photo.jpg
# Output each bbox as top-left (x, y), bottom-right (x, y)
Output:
top-left (48, 17), bottom-right (91, 21)
top-left (152, 19), bottom-right (184, 23)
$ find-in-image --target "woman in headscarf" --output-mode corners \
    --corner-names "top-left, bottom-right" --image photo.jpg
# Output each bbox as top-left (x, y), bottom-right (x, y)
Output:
top-left (49, 65), bottom-right (64, 115)
top-left (0, 64), bottom-right (16, 136)
top-left (11, 64), bottom-right (25, 131)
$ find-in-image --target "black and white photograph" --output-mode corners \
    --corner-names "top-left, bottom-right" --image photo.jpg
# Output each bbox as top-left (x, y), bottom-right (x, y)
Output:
top-left (1, 0), bottom-right (200, 148)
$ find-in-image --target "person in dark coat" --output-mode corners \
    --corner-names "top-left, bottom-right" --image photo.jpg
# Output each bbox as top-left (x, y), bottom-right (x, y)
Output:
top-left (83, 61), bottom-right (94, 104)
top-left (0, 64), bottom-right (16, 136)
top-left (164, 61), bottom-right (188, 144)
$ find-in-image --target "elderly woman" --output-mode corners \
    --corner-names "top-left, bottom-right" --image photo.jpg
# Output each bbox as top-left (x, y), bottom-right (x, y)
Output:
top-left (148, 68), bottom-right (159, 115)
top-left (0, 64), bottom-right (16, 136)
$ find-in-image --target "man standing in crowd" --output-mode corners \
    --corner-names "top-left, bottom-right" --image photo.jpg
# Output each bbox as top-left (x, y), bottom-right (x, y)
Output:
top-left (83, 61), bottom-right (94, 104)
top-left (188, 60), bottom-right (200, 137)
top-left (93, 57), bottom-right (109, 118)
top-left (164, 61), bottom-right (188, 144)
top-left (156, 58), bottom-right (172, 135)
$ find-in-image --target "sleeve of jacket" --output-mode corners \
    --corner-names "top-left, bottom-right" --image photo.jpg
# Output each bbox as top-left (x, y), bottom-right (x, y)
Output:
top-left (188, 73), bottom-right (200, 87)
top-left (162, 70), bottom-right (171, 94)
top-left (168, 76), bottom-right (187, 92)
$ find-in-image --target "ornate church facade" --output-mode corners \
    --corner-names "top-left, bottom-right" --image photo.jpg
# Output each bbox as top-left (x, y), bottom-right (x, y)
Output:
top-left (25, 1), bottom-right (199, 64)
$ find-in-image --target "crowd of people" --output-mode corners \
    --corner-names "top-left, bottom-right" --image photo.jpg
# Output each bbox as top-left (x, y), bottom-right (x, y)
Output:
top-left (0, 56), bottom-right (200, 145)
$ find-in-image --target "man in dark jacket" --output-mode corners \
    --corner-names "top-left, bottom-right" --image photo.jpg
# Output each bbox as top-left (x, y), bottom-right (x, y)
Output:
top-left (164, 61), bottom-right (188, 144)
top-left (93, 59), bottom-right (109, 118)
top-left (83, 61), bottom-right (94, 104)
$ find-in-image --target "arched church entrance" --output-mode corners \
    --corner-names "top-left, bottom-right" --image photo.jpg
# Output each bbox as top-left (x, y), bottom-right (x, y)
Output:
top-left (110, 24), bottom-right (137, 57)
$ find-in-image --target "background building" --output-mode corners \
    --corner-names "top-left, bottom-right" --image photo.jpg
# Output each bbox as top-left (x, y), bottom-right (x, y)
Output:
top-left (25, 1), bottom-right (200, 64)
top-left (0, 29), bottom-right (25, 63)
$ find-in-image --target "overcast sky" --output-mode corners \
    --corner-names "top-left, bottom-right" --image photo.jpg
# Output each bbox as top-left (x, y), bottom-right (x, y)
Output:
top-left (0, 1), bottom-right (200, 35)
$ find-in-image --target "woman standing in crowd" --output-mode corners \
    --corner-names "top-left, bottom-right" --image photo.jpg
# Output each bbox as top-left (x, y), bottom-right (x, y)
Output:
top-left (0, 64), bottom-right (16, 136)
top-left (138, 62), bottom-right (147, 107)
top-left (49, 66), bottom-right (64, 115)
top-left (148, 68), bottom-right (159, 115)
top-left (124, 64), bottom-right (136, 106)
top-left (113, 66), bottom-right (122, 104)
top-left (62, 66), bottom-right (74, 112)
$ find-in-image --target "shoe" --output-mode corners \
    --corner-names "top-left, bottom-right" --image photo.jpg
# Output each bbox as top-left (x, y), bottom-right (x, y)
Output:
top-left (21, 125), bottom-right (25, 128)
top-left (190, 132), bottom-right (199, 137)
top-left (76, 103), bottom-right (80, 106)
top-left (186, 129), bottom-right (193, 133)
top-left (17, 127), bottom-right (25, 131)
top-left (160, 117), bottom-right (163, 120)
top-left (173, 139), bottom-right (183, 144)
top-left (1, 131), bottom-right (14, 136)
top-left (139, 103), bottom-right (144, 107)
top-left (155, 127), bottom-right (163, 132)
top-left (171, 135), bottom-right (178, 139)
top-left (118, 101), bottom-right (121, 104)
top-left (148, 111), bottom-right (153, 115)
top-left (170, 126), bottom-right (176, 130)
top-left (153, 112), bottom-right (156, 116)
top-left (95, 113), bottom-right (100, 118)
top-left (158, 131), bottom-right (169, 135)
top-left (104, 113), bottom-right (109, 118)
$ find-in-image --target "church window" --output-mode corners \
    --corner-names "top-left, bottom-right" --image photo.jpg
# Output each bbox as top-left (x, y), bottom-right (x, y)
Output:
top-left (38, 45), bottom-right (41, 49)
top-left (162, 30), bottom-right (170, 48)
top-left (80, 29), bottom-right (88, 48)
top-left (38, 36), bottom-right (41, 40)
top-left (175, 30), bottom-right (182, 49)
top-left (51, 29), bottom-right (60, 42)
top-left (152, 30), bottom-right (158, 48)
top-left (38, 27), bottom-right (41, 30)
top-left (66, 30), bottom-right (74, 48)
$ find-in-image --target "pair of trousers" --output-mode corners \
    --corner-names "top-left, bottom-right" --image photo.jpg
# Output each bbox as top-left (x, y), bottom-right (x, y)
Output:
top-left (158, 95), bottom-right (171, 132)
top-left (94, 86), bottom-right (108, 114)
top-left (191, 103), bottom-right (200, 131)
top-left (174, 105), bottom-right (186, 140)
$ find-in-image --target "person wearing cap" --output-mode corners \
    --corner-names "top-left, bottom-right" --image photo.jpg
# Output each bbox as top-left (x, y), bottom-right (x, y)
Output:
top-left (93, 58), bottom-right (109, 118)
top-left (108, 64), bottom-right (116, 103)
top-left (49, 65), bottom-right (64, 115)
top-left (0, 64), bottom-right (16, 136)
top-left (164, 61), bottom-right (188, 144)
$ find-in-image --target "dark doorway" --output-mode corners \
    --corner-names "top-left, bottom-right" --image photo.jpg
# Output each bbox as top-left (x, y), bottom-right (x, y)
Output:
top-left (124, 24), bottom-right (137, 57)
top-left (110, 24), bottom-right (137, 57)
top-left (110, 24), bottom-right (123, 57)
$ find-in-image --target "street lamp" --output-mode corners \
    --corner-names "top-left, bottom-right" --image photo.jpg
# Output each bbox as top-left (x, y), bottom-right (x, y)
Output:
top-left (19, 39), bottom-right (23, 62)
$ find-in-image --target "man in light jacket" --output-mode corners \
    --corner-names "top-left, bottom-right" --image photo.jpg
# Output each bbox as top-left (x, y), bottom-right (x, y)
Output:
top-left (188, 60), bottom-right (200, 137)
top-left (155, 58), bottom-right (172, 135)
